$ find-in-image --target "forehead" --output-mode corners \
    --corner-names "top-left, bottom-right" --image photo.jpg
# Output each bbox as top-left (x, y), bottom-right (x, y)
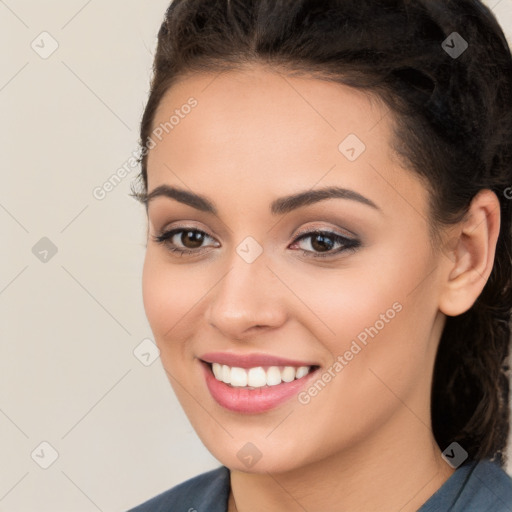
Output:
top-left (149, 64), bottom-right (386, 165)
top-left (146, 64), bottom-right (429, 220)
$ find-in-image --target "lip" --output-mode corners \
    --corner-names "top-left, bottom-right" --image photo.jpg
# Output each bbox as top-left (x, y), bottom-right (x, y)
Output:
top-left (199, 359), bottom-right (321, 414)
top-left (199, 351), bottom-right (318, 369)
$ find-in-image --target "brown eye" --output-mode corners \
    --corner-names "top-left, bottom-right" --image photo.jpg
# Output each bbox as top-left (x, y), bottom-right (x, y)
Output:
top-left (180, 230), bottom-right (206, 249)
top-left (309, 233), bottom-right (335, 252)
top-left (153, 227), bottom-right (220, 256)
top-left (291, 230), bottom-right (361, 259)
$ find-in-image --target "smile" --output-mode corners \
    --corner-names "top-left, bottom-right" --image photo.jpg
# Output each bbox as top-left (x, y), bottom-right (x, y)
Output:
top-left (199, 358), bottom-right (321, 414)
top-left (210, 363), bottom-right (314, 389)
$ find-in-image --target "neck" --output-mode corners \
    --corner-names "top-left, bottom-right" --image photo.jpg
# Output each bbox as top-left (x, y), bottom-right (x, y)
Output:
top-left (228, 408), bottom-right (455, 512)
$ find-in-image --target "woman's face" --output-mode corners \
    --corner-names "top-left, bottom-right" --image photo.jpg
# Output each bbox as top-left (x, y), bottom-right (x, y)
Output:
top-left (142, 64), bottom-right (448, 473)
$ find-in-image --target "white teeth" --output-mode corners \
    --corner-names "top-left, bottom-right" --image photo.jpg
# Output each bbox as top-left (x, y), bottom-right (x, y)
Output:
top-left (296, 366), bottom-right (310, 379)
top-left (266, 366), bottom-right (282, 386)
top-left (247, 367), bottom-right (267, 387)
top-left (221, 364), bottom-right (231, 384)
top-left (210, 363), bottom-right (313, 388)
top-left (230, 367), bottom-right (247, 387)
top-left (212, 363), bottom-right (223, 380)
top-left (281, 366), bottom-right (296, 382)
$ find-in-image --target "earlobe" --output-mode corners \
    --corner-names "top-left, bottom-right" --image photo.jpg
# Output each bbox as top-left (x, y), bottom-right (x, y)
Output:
top-left (438, 189), bottom-right (501, 317)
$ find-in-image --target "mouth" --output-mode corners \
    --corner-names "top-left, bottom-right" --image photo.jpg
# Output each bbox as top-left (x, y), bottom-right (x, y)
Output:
top-left (199, 359), bottom-right (321, 413)
top-left (203, 360), bottom-right (320, 389)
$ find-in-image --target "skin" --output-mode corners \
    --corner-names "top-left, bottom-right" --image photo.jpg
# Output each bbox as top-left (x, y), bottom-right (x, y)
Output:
top-left (141, 63), bottom-right (500, 512)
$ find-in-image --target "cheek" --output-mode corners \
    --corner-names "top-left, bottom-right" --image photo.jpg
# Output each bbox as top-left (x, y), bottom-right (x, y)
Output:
top-left (285, 239), bottom-right (437, 405)
top-left (283, 249), bottom-right (428, 351)
top-left (142, 249), bottom-right (203, 348)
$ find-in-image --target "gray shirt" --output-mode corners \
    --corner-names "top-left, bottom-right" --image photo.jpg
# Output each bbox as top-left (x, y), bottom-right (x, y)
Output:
top-left (128, 459), bottom-right (512, 511)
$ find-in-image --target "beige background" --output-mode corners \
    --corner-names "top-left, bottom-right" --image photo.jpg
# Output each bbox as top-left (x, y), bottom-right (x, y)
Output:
top-left (1, 1), bottom-right (511, 510)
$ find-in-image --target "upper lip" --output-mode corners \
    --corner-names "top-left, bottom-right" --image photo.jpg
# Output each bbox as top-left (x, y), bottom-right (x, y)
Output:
top-left (199, 352), bottom-right (319, 369)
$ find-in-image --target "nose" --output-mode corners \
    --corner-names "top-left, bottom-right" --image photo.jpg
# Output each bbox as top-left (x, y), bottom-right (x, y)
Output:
top-left (205, 249), bottom-right (288, 341)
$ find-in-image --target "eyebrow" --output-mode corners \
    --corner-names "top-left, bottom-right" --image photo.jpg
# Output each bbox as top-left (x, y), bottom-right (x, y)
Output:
top-left (140, 184), bottom-right (380, 215)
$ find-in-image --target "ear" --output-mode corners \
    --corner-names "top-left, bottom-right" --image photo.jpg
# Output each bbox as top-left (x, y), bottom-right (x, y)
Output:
top-left (438, 189), bottom-right (501, 317)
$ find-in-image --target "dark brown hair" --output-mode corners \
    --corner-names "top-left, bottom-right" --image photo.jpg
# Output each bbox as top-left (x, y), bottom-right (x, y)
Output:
top-left (135, 0), bottom-right (512, 465)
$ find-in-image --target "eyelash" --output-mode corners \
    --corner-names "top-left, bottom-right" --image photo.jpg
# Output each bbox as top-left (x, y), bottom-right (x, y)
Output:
top-left (152, 227), bottom-right (361, 259)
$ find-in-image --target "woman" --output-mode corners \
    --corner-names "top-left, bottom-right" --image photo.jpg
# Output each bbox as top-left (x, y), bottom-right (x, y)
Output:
top-left (129, 0), bottom-right (512, 510)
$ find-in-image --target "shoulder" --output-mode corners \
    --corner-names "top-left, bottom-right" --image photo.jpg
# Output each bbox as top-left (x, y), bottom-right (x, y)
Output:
top-left (453, 459), bottom-right (512, 512)
top-left (127, 465), bottom-right (230, 512)
top-left (419, 459), bottom-right (512, 512)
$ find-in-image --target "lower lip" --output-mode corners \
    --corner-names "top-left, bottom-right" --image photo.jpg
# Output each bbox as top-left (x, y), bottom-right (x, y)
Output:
top-left (200, 361), bottom-right (320, 414)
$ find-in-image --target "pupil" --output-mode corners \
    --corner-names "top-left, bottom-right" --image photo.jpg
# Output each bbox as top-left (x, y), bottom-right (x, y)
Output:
top-left (183, 231), bottom-right (204, 248)
top-left (311, 234), bottom-right (334, 252)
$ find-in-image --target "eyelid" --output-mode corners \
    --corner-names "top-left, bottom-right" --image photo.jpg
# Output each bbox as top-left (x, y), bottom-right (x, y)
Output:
top-left (157, 221), bottom-right (216, 239)
top-left (153, 222), bottom-right (360, 259)
top-left (155, 225), bottom-right (219, 246)
top-left (156, 222), bottom-right (356, 244)
top-left (292, 222), bottom-right (357, 240)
